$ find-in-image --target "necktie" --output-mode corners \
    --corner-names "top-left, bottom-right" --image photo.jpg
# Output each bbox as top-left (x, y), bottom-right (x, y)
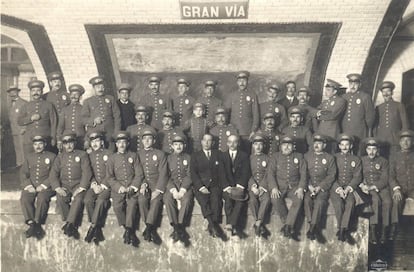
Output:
top-left (206, 151), bottom-right (210, 160)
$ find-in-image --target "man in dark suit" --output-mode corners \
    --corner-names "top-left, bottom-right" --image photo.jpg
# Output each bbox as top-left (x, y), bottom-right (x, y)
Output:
top-left (190, 134), bottom-right (226, 239)
top-left (222, 134), bottom-right (251, 239)
top-left (279, 81), bottom-right (299, 111)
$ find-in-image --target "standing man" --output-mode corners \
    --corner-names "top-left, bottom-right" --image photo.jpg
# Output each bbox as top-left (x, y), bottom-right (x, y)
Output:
top-left (182, 102), bottom-right (209, 153)
top-left (138, 129), bottom-right (168, 245)
top-left (83, 131), bottom-right (113, 244)
top-left (49, 133), bottom-right (92, 239)
top-left (126, 105), bottom-right (154, 152)
top-left (6, 85), bottom-right (27, 166)
top-left (304, 134), bottom-right (336, 244)
top-left (316, 79), bottom-right (346, 153)
top-left (157, 110), bottom-right (184, 154)
top-left (257, 112), bottom-right (281, 156)
top-left (341, 74), bottom-right (375, 154)
top-left (196, 80), bottom-right (223, 125)
top-left (140, 76), bottom-right (172, 130)
top-left (222, 134), bottom-right (251, 239)
top-left (190, 134), bottom-right (226, 239)
top-left (117, 83), bottom-right (136, 130)
top-left (281, 107), bottom-right (313, 154)
top-left (279, 81), bottom-right (299, 110)
top-left (331, 134), bottom-right (362, 244)
top-left (173, 78), bottom-right (195, 127)
top-left (43, 71), bottom-right (69, 115)
top-left (57, 84), bottom-right (86, 150)
top-left (259, 84), bottom-right (288, 131)
top-left (20, 135), bottom-right (56, 240)
top-left (82, 76), bottom-right (121, 150)
top-left (210, 108), bottom-right (238, 152)
top-left (389, 130), bottom-right (414, 240)
top-left (225, 72), bottom-right (260, 153)
top-left (296, 87), bottom-right (318, 132)
top-left (269, 136), bottom-right (307, 240)
top-left (18, 79), bottom-right (58, 155)
top-left (374, 81), bottom-right (409, 158)
top-left (106, 131), bottom-right (143, 247)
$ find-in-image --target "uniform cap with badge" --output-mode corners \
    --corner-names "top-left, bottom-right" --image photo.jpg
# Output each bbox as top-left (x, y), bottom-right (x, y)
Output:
top-left (204, 80), bottom-right (216, 87)
top-left (134, 105), bottom-right (147, 113)
top-left (47, 71), bottom-right (63, 81)
top-left (141, 128), bottom-right (156, 138)
top-left (380, 81), bottom-right (395, 91)
top-left (114, 131), bottom-right (130, 141)
top-left (61, 133), bottom-right (77, 143)
top-left (177, 78), bottom-right (190, 86)
top-left (193, 102), bottom-right (205, 109)
top-left (346, 73), bottom-right (362, 82)
top-left (269, 84), bottom-right (281, 91)
top-left (172, 134), bottom-right (187, 143)
top-left (280, 135), bottom-right (295, 144)
top-left (149, 76), bottom-right (161, 83)
top-left (89, 76), bottom-right (104, 86)
top-left (236, 71), bottom-right (250, 79)
top-left (88, 131), bottom-right (105, 141)
top-left (263, 112), bottom-right (277, 120)
top-left (251, 133), bottom-right (265, 143)
top-left (364, 137), bottom-right (379, 147)
top-left (399, 130), bottom-right (414, 139)
top-left (68, 84), bottom-right (85, 95)
top-left (313, 134), bottom-right (327, 143)
top-left (31, 135), bottom-right (47, 143)
top-left (118, 83), bottom-right (133, 93)
top-left (298, 86), bottom-right (312, 96)
top-left (215, 107), bottom-right (227, 115)
top-left (162, 110), bottom-right (175, 119)
top-left (6, 85), bottom-right (21, 93)
top-left (325, 79), bottom-right (341, 90)
top-left (28, 79), bottom-right (45, 90)
top-left (288, 106), bottom-right (303, 116)
top-left (338, 134), bottom-right (354, 143)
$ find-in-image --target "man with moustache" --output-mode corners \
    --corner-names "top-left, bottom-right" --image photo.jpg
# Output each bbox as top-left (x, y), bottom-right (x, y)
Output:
top-left (259, 84), bottom-right (288, 131)
top-left (173, 78), bottom-right (195, 127)
top-left (196, 80), bottom-right (223, 125)
top-left (82, 76), bottom-right (121, 151)
top-left (18, 79), bottom-right (58, 155)
top-left (6, 85), bottom-right (27, 166)
top-left (257, 112), bottom-right (281, 156)
top-left (157, 110), bottom-right (184, 154)
top-left (43, 71), bottom-right (69, 115)
top-left (209, 107), bottom-right (238, 152)
top-left (126, 105), bottom-right (154, 152)
top-left (279, 81), bottom-right (299, 110)
top-left (296, 87), bottom-right (318, 132)
top-left (281, 107), bottom-right (313, 154)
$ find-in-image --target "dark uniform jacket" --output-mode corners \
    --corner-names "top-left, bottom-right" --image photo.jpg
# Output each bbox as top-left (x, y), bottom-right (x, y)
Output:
top-left (389, 150), bottom-right (414, 194)
top-left (140, 93), bottom-right (172, 130)
top-left (304, 151), bottom-right (336, 191)
top-left (167, 153), bottom-right (192, 191)
top-left (126, 123), bottom-right (155, 152)
top-left (316, 95), bottom-right (346, 140)
top-left (57, 102), bottom-right (85, 138)
top-left (210, 124), bottom-right (238, 152)
top-left (361, 156), bottom-right (389, 191)
top-left (173, 95), bottom-right (195, 127)
top-left (20, 151), bottom-right (56, 189)
top-left (259, 101), bottom-right (288, 130)
top-left (249, 153), bottom-right (273, 191)
top-left (137, 148), bottom-right (168, 192)
top-left (196, 96), bottom-right (223, 124)
top-left (106, 151), bottom-right (144, 192)
top-left (333, 153), bottom-right (362, 190)
top-left (269, 152), bottom-right (307, 191)
top-left (89, 148), bottom-right (113, 188)
top-left (281, 126), bottom-right (313, 154)
top-left (44, 90), bottom-right (70, 115)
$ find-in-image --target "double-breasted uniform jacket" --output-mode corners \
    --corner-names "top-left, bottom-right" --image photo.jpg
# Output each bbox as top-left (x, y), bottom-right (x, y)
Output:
top-left (81, 95), bottom-right (121, 140)
top-left (389, 150), bottom-right (414, 195)
top-left (281, 125), bottom-right (313, 154)
top-left (89, 148), bottom-right (113, 187)
top-left (126, 123), bottom-right (155, 152)
top-left (248, 153), bottom-right (273, 191)
top-left (333, 153), bottom-right (362, 190)
top-left (49, 149), bottom-right (92, 191)
top-left (20, 151), bottom-right (56, 189)
top-left (374, 99), bottom-right (409, 146)
top-left (269, 152), bottom-right (307, 191)
top-left (361, 156), bottom-right (389, 191)
top-left (196, 96), bottom-right (223, 124)
top-left (209, 124), bottom-right (238, 152)
top-left (341, 90), bottom-right (375, 140)
top-left (57, 102), bottom-right (85, 138)
top-left (316, 95), bottom-right (346, 140)
top-left (259, 101), bottom-right (288, 130)
top-left (137, 148), bottom-right (168, 192)
top-left (221, 149), bottom-right (251, 189)
top-left (173, 94), bottom-right (195, 127)
top-left (190, 149), bottom-right (225, 191)
top-left (304, 151), bottom-right (336, 192)
top-left (44, 90), bottom-right (70, 115)
top-left (167, 153), bottom-right (192, 191)
top-left (106, 151), bottom-right (144, 193)
top-left (225, 89), bottom-right (260, 136)
top-left (9, 97), bottom-right (27, 136)
top-left (140, 93), bottom-right (172, 130)
top-left (18, 99), bottom-right (58, 144)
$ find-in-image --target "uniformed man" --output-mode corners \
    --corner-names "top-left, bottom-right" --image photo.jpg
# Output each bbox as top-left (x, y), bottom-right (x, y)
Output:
top-left (82, 76), bottom-right (121, 151)
top-left (248, 133), bottom-right (272, 238)
top-left (296, 87), bottom-right (318, 132)
top-left (209, 107), bottom-right (238, 152)
top-left (106, 131), bottom-right (144, 247)
top-left (222, 134), bottom-right (251, 239)
top-left (360, 138), bottom-right (391, 244)
top-left (316, 79), bottom-right (346, 153)
top-left (20, 135), bottom-right (56, 239)
top-left (196, 80), bottom-right (223, 125)
top-left (389, 130), bottom-right (414, 240)
top-left (164, 134), bottom-right (193, 245)
top-left (269, 136), bottom-right (307, 240)
top-left (7, 85), bottom-right (27, 166)
top-left (341, 74), bottom-right (375, 154)
top-left (374, 81), bottom-right (409, 158)
top-left (18, 79), bottom-right (58, 155)
top-left (157, 110), bottom-right (184, 154)
top-left (173, 78), bottom-right (195, 127)
top-left (225, 71), bottom-right (260, 153)
top-left (182, 102), bottom-right (209, 153)
top-left (83, 131), bottom-right (113, 244)
top-left (331, 134), bottom-right (362, 244)
top-left (259, 84), bottom-right (288, 131)
top-left (43, 71), bottom-right (69, 115)
top-left (49, 133), bottom-right (92, 239)
top-left (304, 134), bottom-right (336, 243)
top-left (190, 134), bottom-right (226, 239)
top-left (257, 112), bottom-right (281, 155)
top-left (57, 84), bottom-right (86, 150)
top-left (279, 81), bottom-right (299, 110)
top-left (139, 76), bottom-right (172, 130)
top-left (117, 83), bottom-right (136, 130)
top-left (281, 107), bottom-right (313, 154)
top-left (126, 105), bottom-right (154, 153)
top-left (138, 128), bottom-right (168, 245)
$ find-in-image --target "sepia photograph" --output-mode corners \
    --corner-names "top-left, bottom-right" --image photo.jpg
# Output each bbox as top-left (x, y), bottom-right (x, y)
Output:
top-left (1, 0), bottom-right (413, 271)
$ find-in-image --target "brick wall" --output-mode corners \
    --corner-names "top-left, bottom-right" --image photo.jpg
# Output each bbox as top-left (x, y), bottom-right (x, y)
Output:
top-left (2, 0), bottom-right (391, 100)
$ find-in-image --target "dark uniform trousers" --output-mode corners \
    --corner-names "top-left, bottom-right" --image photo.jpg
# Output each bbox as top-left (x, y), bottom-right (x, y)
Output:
top-left (163, 189), bottom-right (194, 225)
top-left (112, 191), bottom-right (139, 229)
top-left (270, 152), bottom-right (307, 227)
top-left (329, 189), bottom-right (356, 229)
top-left (20, 190), bottom-right (55, 225)
top-left (137, 149), bottom-right (168, 226)
top-left (249, 191), bottom-right (270, 222)
top-left (84, 189), bottom-right (111, 227)
top-left (195, 186), bottom-right (223, 223)
top-left (56, 188), bottom-right (87, 226)
top-left (304, 152), bottom-right (336, 227)
top-left (361, 156), bottom-right (391, 226)
top-left (248, 154), bottom-right (271, 222)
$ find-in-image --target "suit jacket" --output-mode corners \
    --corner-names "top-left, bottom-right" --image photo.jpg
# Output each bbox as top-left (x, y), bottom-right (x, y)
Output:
top-left (279, 96), bottom-right (299, 111)
top-left (221, 149), bottom-right (251, 189)
top-left (190, 149), bottom-right (225, 191)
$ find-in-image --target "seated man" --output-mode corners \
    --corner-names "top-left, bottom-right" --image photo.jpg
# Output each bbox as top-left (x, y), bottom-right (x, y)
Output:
top-left (304, 134), bottom-right (336, 244)
top-left (269, 136), bottom-right (306, 241)
top-left (248, 133), bottom-right (272, 238)
top-left (49, 133), bottom-right (92, 239)
top-left (20, 135), bottom-right (56, 240)
top-left (83, 131), bottom-right (113, 244)
top-left (164, 134), bottom-right (193, 245)
top-left (106, 131), bottom-right (144, 247)
top-left (388, 130), bottom-right (414, 240)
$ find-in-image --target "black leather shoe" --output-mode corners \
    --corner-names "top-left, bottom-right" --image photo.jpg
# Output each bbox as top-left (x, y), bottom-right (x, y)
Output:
top-left (143, 226), bottom-right (151, 241)
top-left (84, 226), bottom-right (96, 243)
top-left (306, 224), bottom-right (316, 240)
top-left (25, 223), bottom-right (37, 238)
top-left (124, 228), bottom-right (131, 244)
top-left (95, 227), bottom-right (105, 242)
top-left (315, 230), bottom-right (326, 244)
top-left (35, 223), bottom-right (46, 240)
top-left (129, 231), bottom-right (140, 248)
top-left (338, 228), bottom-right (346, 242)
top-left (71, 225), bottom-right (80, 240)
top-left (61, 222), bottom-right (69, 235)
top-left (283, 225), bottom-right (291, 238)
top-left (345, 231), bottom-right (356, 245)
top-left (150, 228), bottom-right (162, 245)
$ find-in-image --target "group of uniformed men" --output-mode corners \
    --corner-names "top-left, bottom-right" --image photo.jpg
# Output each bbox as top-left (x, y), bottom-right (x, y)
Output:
top-left (7, 70), bottom-right (413, 247)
